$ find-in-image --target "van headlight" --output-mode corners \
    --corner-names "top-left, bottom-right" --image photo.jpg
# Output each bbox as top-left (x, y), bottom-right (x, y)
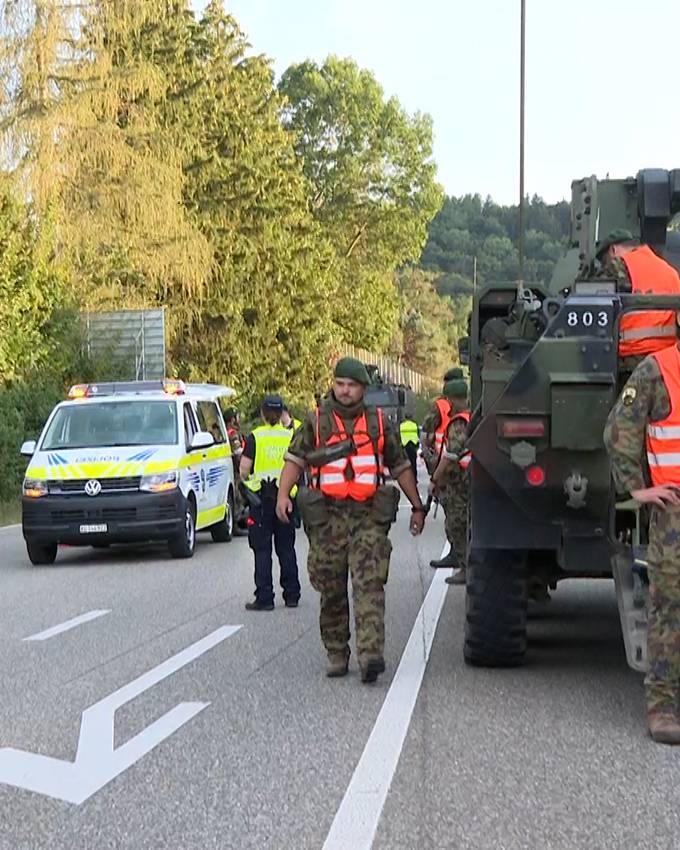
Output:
top-left (23, 478), bottom-right (48, 498)
top-left (140, 471), bottom-right (179, 493)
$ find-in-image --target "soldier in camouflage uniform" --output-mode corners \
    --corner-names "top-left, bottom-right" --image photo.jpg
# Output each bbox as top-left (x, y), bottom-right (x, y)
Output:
top-left (604, 346), bottom-right (680, 744)
top-left (276, 357), bottom-right (426, 683)
top-left (430, 377), bottom-right (470, 585)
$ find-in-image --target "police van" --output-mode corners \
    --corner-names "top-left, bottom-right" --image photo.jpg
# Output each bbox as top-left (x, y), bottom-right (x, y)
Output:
top-left (20, 380), bottom-right (236, 565)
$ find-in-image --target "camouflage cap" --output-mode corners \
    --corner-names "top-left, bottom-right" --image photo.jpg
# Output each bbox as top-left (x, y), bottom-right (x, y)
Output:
top-left (334, 357), bottom-right (370, 386)
top-left (596, 228), bottom-right (635, 259)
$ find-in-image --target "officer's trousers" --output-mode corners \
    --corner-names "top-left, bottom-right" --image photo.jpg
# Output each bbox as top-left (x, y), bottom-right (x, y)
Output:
top-left (248, 496), bottom-right (300, 606)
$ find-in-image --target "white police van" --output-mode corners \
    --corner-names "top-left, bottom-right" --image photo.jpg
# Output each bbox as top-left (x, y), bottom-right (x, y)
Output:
top-left (20, 380), bottom-right (236, 565)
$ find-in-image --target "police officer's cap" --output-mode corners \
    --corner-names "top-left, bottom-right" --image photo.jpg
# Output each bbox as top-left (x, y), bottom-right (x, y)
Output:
top-left (262, 394), bottom-right (284, 411)
top-left (596, 228), bottom-right (635, 259)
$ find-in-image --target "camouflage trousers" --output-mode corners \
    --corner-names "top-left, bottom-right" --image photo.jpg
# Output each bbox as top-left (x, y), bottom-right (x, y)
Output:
top-left (440, 472), bottom-right (469, 566)
top-left (645, 506), bottom-right (680, 712)
top-left (306, 503), bottom-right (391, 665)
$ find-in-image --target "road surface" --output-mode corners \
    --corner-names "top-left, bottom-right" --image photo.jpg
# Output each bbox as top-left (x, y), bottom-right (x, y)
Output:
top-left (0, 510), bottom-right (675, 850)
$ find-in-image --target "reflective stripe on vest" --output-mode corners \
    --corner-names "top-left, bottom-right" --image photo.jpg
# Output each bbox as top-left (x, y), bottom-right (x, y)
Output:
top-left (312, 409), bottom-right (385, 501)
top-left (451, 410), bottom-right (471, 470)
top-left (646, 346), bottom-right (680, 485)
top-left (400, 419), bottom-right (419, 446)
top-left (244, 425), bottom-right (293, 492)
top-left (619, 246), bottom-right (680, 357)
top-left (434, 397), bottom-right (454, 457)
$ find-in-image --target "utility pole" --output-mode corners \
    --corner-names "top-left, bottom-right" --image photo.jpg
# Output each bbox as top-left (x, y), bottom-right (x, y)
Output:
top-left (518, 0), bottom-right (526, 285)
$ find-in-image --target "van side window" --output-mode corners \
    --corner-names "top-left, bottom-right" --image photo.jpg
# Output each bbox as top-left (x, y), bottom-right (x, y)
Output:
top-left (183, 403), bottom-right (198, 448)
top-left (196, 401), bottom-right (226, 444)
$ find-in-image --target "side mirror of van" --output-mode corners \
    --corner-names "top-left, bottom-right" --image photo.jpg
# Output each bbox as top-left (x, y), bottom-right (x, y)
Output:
top-left (458, 337), bottom-right (470, 366)
top-left (20, 440), bottom-right (36, 457)
top-left (191, 431), bottom-right (214, 452)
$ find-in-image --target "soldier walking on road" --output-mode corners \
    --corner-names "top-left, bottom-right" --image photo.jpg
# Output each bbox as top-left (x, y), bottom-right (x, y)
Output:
top-left (275, 358), bottom-right (426, 683)
top-left (430, 376), bottom-right (470, 585)
top-left (241, 395), bottom-right (300, 611)
top-left (604, 332), bottom-right (680, 744)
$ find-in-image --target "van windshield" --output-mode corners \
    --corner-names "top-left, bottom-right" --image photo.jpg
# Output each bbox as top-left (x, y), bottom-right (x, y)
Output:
top-left (41, 401), bottom-right (178, 450)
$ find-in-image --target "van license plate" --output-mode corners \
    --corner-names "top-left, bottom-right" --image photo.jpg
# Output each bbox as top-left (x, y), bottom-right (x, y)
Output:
top-left (80, 524), bottom-right (108, 534)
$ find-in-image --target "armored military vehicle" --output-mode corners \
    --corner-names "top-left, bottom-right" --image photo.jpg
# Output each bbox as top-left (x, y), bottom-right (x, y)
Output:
top-left (363, 365), bottom-right (415, 430)
top-left (462, 168), bottom-right (680, 669)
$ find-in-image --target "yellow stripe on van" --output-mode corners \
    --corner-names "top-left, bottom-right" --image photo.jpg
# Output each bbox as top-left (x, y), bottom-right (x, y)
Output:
top-left (196, 505), bottom-right (226, 530)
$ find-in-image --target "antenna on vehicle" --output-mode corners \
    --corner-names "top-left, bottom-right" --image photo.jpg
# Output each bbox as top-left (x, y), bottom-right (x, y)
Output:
top-left (517, 0), bottom-right (526, 299)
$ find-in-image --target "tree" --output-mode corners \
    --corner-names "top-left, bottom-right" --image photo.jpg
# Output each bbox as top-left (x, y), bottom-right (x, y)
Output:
top-left (0, 0), bottom-right (212, 306)
top-left (278, 57), bottom-right (443, 350)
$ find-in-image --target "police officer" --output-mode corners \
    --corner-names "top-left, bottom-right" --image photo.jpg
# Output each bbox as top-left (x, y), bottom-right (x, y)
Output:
top-left (422, 370), bottom-right (466, 568)
top-left (430, 376), bottom-right (470, 584)
top-left (597, 229), bottom-right (680, 374)
top-left (240, 395), bottom-right (300, 611)
top-left (275, 358), bottom-right (426, 682)
top-left (399, 410), bottom-right (420, 479)
top-left (604, 330), bottom-right (680, 744)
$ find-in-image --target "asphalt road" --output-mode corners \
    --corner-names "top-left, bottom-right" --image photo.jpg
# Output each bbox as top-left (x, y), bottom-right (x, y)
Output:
top-left (0, 507), bottom-right (676, 850)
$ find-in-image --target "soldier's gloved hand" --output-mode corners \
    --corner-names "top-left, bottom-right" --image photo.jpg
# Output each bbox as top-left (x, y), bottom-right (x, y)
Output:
top-left (276, 497), bottom-right (294, 524)
top-left (410, 508), bottom-right (425, 536)
top-left (631, 485), bottom-right (680, 509)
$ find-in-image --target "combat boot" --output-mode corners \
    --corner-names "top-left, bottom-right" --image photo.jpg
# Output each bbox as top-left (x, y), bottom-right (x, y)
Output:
top-left (647, 710), bottom-right (680, 745)
top-left (445, 568), bottom-right (466, 586)
top-left (327, 654), bottom-right (349, 678)
top-left (360, 657), bottom-right (386, 684)
top-left (430, 549), bottom-right (459, 569)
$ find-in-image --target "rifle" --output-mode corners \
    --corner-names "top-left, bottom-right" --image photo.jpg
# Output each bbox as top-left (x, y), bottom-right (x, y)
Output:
top-left (305, 438), bottom-right (355, 468)
top-left (423, 491), bottom-right (439, 519)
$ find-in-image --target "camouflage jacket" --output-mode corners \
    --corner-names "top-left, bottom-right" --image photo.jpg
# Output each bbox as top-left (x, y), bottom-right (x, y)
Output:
top-left (603, 354), bottom-right (670, 494)
top-left (596, 256), bottom-right (631, 289)
top-left (285, 394), bottom-right (410, 478)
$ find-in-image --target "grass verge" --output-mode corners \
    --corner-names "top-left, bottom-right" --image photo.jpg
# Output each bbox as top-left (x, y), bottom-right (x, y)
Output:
top-left (0, 500), bottom-right (21, 527)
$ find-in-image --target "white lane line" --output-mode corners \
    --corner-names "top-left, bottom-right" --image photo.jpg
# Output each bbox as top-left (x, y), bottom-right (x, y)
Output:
top-left (23, 610), bottom-right (111, 642)
top-left (323, 555), bottom-right (450, 850)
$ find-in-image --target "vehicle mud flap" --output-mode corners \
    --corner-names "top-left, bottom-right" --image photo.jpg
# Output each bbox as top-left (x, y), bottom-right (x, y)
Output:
top-left (612, 543), bottom-right (649, 673)
top-left (464, 548), bottom-right (528, 667)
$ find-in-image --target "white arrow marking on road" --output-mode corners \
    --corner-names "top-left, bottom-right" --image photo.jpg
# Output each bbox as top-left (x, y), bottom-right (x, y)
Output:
top-left (0, 624), bottom-right (241, 804)
top-left (23, 609), bottom-right (111, 641)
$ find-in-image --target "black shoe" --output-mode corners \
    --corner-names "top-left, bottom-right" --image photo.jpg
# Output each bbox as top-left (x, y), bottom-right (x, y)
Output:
top-left (245, 600), bottom-right (274, 611)
top-left (430, 551), bottom-right (460, 569)
top-left (284, 599), bottom-right (299, 608)
top-left (360, 657), bottom-right (386, 684)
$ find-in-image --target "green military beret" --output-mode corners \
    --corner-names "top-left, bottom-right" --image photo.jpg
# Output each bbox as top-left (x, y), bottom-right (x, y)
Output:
top-left (443, 377), bottom-right (468, 399)
top-left (443, 367), bottom-right (464, 382)
top-left (334, 356), bottom-right (371, 386)
top-left (596, 228), bottom-right (635, 259)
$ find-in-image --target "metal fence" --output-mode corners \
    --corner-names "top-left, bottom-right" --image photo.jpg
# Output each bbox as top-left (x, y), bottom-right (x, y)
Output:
top-left (335, 344), bottom-right (428, 394)
top-left (83, 309), bottom-right (166, 380)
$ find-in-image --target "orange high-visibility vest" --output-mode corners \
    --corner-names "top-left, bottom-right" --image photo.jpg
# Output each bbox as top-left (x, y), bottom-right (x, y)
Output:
top-left (646, 345), bottom-right (680, 486)
top-left (312, 409), bottom-right (385, 501)
top-left (619, 246), bottom-right (680, 357)
top-left (450, 410), bottom-right (472, 470)
top-left (434, 397), bottom-right (454, 458)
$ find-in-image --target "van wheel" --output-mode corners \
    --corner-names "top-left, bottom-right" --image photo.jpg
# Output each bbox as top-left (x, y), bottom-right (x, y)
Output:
top-left (169, 499), bottom-right (196, 559)
top-left (210, 490), bottom-right (234, 543)
top-left (26, 540), bottom-right (58, 566)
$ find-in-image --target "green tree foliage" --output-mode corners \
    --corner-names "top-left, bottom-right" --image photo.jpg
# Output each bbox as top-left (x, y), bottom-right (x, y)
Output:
top-left (278, 57), bottom-right (443, 350)
top-left (421, 194), bottom-right (569, 295)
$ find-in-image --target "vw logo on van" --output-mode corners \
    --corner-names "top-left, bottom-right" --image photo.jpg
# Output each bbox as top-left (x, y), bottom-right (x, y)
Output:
top-left (84, 479), bottom-right (102, 497)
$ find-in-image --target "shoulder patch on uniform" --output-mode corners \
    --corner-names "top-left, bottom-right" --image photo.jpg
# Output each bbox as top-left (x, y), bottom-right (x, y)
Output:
top-left (622, 386), bottom-right (637, 405)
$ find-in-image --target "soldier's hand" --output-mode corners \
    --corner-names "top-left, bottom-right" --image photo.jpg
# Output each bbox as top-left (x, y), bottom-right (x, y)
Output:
top-left (428, 479), bottom-right (439, 498)
top-left (631, 485), bottom-right (680, 509)
top-left (410, 508), bottom-right (425, 536)
top-left (276, 497), bottom-right (293, 523)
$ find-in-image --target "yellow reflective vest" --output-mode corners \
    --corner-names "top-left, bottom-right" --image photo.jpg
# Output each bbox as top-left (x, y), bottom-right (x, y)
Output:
top-left (400, 419), bottom-right (420, 447)
top-left (244, 425), bottom-right (295, 494)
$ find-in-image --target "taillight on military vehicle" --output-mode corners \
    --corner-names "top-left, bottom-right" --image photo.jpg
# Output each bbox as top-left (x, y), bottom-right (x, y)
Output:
top-left (501, 419), bottom-right (545, 438)
top-left (525, 465), bottom-right (546, 486)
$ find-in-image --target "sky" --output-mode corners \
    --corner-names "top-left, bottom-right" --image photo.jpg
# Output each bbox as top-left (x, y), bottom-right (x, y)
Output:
top-left (194, 1), bottom-right (680, 204)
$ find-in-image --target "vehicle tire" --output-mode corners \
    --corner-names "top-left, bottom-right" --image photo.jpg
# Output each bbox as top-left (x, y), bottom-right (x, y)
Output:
top-left (168, 498), bottom-right (197, 559)
top-left (210, 489), bottom-right (234, 543)
top-left (26, 540), bottom-right (58, 566)
top-left (464, 547), bottom-right (528, 667)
